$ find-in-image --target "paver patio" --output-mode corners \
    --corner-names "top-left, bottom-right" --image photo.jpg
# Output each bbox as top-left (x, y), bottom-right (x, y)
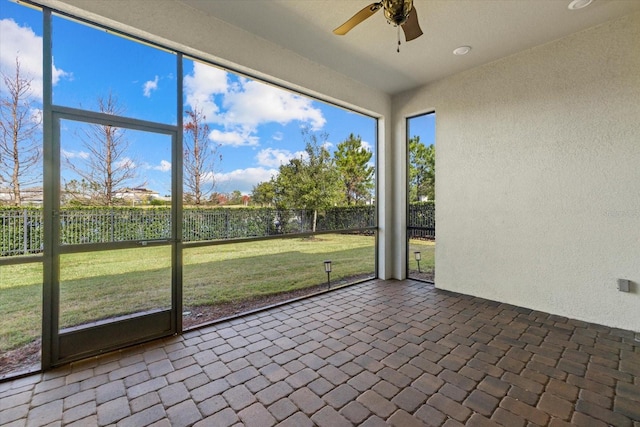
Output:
top-left (1, 279), bottom-right (639, 426)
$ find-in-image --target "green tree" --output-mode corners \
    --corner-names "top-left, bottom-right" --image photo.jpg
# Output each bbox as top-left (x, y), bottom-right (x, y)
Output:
top-left (251, 179), bottom-right (276, 206)
top-left (408, 136), bottom-right (435, 202)
top-left (334, 133), bottom-right (374, 205)
top-left (274, 129), bottom-right (342, 231)
top-left (62, 179), bottom-right (97, 206)
top-left (228, 190), bottom-right (243, 205)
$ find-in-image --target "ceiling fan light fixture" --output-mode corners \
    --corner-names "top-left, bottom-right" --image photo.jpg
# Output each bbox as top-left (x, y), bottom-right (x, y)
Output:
top-left (382, 0), bottom-right (413, 26)
top-left (333, 0), bottom-right (423, 44)
top-left (453, 46), bottom-right (472, 56)
top-left (568, 0), bottom-right (594, 10)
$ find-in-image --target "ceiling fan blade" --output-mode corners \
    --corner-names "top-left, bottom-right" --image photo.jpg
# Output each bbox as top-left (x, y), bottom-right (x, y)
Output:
top-left (333, 2), bottom-right (382, 35)
top-left (401, 5), bottom-right (423, 41)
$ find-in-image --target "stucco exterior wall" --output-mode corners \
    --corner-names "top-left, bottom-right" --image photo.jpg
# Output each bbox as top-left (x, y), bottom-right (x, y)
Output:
top-left (393, 12), bottom-right (640, 331)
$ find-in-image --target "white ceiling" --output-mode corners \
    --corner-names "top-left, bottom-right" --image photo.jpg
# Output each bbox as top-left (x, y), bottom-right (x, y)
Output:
top-left (180, 0), bottom-right (640, 95)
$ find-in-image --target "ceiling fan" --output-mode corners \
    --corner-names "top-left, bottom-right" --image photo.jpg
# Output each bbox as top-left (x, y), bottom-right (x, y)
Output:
top-left (333, 0), bottom-right (423, 46)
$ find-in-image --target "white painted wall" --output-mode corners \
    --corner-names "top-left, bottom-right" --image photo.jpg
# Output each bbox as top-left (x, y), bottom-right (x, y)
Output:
top-left (393, 12), bottom-right (640, 331)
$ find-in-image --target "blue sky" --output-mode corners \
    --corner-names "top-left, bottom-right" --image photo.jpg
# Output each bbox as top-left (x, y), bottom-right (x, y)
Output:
top-left (409, 113), bottom-right (436, 147)
top-left (1, 0), bottom-right (433, 196)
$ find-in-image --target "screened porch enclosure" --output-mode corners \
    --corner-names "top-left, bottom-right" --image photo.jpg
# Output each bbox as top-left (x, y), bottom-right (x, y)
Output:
top-left (0, 0), bottom-right (378, 378)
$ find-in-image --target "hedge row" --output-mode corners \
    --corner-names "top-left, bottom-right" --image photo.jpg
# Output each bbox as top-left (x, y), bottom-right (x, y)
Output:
top-left (1, 203), bottom-right (434, 256)
top-left (1, 206), bottom-right (382, 256)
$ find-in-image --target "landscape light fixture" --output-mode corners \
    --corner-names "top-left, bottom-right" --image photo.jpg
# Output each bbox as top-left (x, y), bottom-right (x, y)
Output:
top-left (414, 251), bottom-right (422, 273)
top-left (324, 260), bottom-right (332, 289)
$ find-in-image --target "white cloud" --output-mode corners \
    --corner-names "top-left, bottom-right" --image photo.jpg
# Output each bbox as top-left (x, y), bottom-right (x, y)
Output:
top-left (143, 75), bottom-right (159, 97)
top-left (52, 58), bottom-right (70, 85)
top-left (209, 129), bottom-right (259, 147)
top-left (361, 140), bottom-right (373, 152)
top-left (215, 167), bottom-right (279, 193)
top-left (183, 61), bottom-right (228, 120)
top-left (323, 141), bottom-right (334, 150)
top-left (256, 147), bottom-right (306, 168)
top-left (61, 149), bottom-right (89, 160)
top-left (153, 160), bottom-right (171, 172)
top-left (183, 61), bottom-right (325, 150)
top-left (29, 107), bottom-right (43, 125)
top-left (115, 157), bottom-right (135, 169)
top-left (222, 80), bottom-right (325, 131)
top-left (0, 18), bottom-right (70, 99)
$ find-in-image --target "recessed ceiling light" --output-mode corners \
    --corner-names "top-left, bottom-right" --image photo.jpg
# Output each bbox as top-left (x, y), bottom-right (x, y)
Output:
top-left (568, 0), bottom-right (594, 10)
top-left (453, 46), bottom-right (471, 56)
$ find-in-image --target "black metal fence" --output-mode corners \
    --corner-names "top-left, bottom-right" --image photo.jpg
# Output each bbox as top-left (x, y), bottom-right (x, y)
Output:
top-left (183, 206), bottom-right (376, 242)
top-left (408, 202), bottom-right (435, 239)
top-left (0, 208), bottom-right (43, 256)
top-left (60, 208), bottom-right (172, 244)
top-left (1, 205), bottom-right (384, 256)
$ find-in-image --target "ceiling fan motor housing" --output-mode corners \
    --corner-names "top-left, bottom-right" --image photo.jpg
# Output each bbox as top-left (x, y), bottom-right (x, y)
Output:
top-left (382, 0), bottom-right (413, 26)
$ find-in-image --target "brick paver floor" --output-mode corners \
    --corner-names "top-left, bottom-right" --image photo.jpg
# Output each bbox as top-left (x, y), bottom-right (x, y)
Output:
top-left (1, 280), bottom-right (639, 426)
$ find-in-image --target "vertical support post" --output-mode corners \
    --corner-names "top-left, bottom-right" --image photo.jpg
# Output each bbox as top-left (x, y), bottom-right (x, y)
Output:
top-left (42, 6), bottom-right (55, 369)
top-left (174, 52), bottom-right (184, 334)
top-left (110, 208), bottom-right (115, 243)
top-left (23, 208), bottom-right (28, 255)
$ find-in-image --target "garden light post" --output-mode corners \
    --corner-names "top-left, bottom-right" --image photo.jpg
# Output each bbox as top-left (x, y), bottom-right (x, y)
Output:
top-left (414, 251), bottom-right (422, 273)
top-left (324, 260), bottom-right (332, 289)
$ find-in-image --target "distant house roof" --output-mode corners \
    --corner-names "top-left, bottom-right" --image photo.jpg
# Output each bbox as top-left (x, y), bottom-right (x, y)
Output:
top-left (0, 187), bottom-right (44, 204)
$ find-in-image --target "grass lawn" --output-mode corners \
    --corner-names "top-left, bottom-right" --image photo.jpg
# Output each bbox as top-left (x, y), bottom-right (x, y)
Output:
top-left (0, 263), bottom-right (42, 354)
top-left (183, 234), bottom-right (375, 307)
top-left (408, 238), bottom-right (436, 277)
top-left (1, 233), bottom-right (375, 352)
